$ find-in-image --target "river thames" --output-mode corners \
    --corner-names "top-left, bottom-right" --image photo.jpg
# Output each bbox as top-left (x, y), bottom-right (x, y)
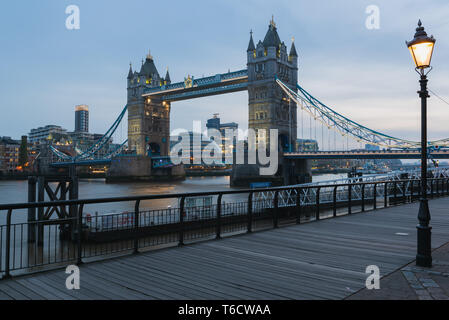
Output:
top-left (0, 174), bottom-right (345, 224)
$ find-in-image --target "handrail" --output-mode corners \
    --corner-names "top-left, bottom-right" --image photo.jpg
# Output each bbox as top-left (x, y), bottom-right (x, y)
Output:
top-left (0, 178), bottom-right (429, 211)
top-left (2, 177), bottom-right (448, 278)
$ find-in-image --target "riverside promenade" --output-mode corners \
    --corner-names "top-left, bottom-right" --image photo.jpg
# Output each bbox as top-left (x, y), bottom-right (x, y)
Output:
top-left (0, 197), bottom-right (448, 300)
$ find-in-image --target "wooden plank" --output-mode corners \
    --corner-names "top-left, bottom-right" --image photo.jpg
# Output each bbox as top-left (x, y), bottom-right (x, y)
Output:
top-left (0, 197), bottom-right (448, 299)
top-left (114, 256), bottom-right (265, 300)
top-left (49, 269), bottom-right (138, 300)
top-left (83, 264), bottom-right (184, 299)
top-left (3, 280), bottom-right (46, 300)
top-left (0, 282), bottom-right (31, 300)
top-left (106, 259), bottom-right (228, 300)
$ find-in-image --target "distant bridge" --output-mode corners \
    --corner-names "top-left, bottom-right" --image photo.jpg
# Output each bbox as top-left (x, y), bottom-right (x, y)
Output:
top-left (284, 149), bottom-right (449, 160)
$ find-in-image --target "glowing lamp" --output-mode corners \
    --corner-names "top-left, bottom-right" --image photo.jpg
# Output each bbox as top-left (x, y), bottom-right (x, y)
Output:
top-left (406, 20), bottom-right (435, 70)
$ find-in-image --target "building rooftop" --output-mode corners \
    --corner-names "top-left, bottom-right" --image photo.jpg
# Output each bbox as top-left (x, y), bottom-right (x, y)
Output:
top-left (75, 105), bottom-right (89, 112)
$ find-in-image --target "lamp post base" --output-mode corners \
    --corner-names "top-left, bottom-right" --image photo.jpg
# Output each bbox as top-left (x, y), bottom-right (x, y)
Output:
top-left (416, 223), bottom-right (432, 268)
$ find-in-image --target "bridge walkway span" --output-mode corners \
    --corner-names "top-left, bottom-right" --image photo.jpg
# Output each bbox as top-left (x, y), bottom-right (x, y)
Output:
top-left (1, 197), bottom-right (449, 300)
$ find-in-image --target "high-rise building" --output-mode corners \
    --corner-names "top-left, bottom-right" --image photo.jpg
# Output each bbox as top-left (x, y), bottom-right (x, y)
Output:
top-left (206, 114), bottom-right (238, 137)
top-left (75, 105), bottom-right (89, 133)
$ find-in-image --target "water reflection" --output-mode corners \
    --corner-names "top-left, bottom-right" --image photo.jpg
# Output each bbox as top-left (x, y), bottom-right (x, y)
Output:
top-left (0, 174), bottom-right (343, 224)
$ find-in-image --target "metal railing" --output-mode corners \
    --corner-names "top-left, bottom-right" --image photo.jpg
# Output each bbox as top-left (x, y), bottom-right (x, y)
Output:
top-left (1, 178), bottom-right (448, 279)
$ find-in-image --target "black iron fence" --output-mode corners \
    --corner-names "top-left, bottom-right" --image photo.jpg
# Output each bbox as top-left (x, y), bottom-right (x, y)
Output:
top-left (1, 178), bottom-right (448, 279)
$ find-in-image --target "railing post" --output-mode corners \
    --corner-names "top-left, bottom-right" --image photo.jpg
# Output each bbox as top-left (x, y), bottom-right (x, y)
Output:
top-left (373, 183), bottom-right (377, 210)
top-left (216, 194), bottom-right (222, 239)
top-left (411, 180), bottom-right (414, 201)
top-left (273, 191), bottom-right (279, 228)
top-left (247, 192), bottom-right (253, 232)
top-left (348, 185), bottom-right (352, 214)
top-left (316, 187), bottom-right (321, 220)
top-left (402, 181), bottom-right (406, 203)
top-left (436, 179), bottom-right (439, 197)
top-left (418, 180), bottom-right (420, 198)
top-left (77, 204), bottom-right (84, 265)
top-left (179, 196), bottom-right (185, 246)
top-left (296, 188), bottom-right (302, 224)
top-left (393, 181), bottom-right (398, 205)
top-left (447, 178), bottom-right (449, 195)
top-left (27, 177), bottom-right (36, 243)
top-left (430, 179), bottom-right (434, 199)
top-left (384, 182), bottom-right (388, 207)
top-left (134, 200), bottom-right (140, 254)
top-left (361, 184), bottom-right (365, 212)
top-left (4, 209), bottom-right (12, 279)
top-left (333, 186), bottom-right (337, 217)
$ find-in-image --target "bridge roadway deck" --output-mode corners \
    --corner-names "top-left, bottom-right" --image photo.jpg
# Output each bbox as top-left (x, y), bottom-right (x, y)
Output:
top-left (1, 198), bottom-right (449, 300)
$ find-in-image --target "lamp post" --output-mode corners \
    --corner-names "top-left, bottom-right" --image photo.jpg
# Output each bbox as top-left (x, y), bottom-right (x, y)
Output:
top-left (406, 20), bottom-right (436, 268)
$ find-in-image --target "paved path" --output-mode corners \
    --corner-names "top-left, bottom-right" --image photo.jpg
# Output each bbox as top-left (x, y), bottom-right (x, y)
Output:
top-left (0, 198), bottom-right (449, 300)
top-left (348, 241), bottom-right (449, 300)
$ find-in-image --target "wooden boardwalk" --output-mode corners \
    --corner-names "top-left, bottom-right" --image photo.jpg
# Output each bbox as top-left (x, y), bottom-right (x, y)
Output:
top-left (1, 198), bottom-right (449, 300)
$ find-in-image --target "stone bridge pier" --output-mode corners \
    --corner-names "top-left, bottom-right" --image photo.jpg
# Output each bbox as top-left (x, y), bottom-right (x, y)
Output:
top-left (282, 157), bottom-right (312, 185)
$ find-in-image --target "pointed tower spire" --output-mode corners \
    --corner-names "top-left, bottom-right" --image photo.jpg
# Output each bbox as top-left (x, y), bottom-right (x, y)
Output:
top-left (146, 49), bottom-right (153, 60)
top-left (270, 15), bottom-right (276, 28)
top-left (289, 37), bottom-right (298, 57)
top-left (165, 67), bottom-right (171, 84)
top-left (127, 62), bottom-right (133, 79)
top-left (247, 29), bottom-right (255, 52)
top-left (263, 17), bottom-right (281, 48)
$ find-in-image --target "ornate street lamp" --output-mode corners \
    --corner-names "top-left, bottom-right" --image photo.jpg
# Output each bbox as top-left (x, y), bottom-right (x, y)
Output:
top-left (406, 20), bottom-right (436, 268)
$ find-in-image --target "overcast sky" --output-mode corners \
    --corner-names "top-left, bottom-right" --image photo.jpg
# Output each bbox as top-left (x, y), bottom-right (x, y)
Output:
top-left (1, 0), bottom-right (448, 149)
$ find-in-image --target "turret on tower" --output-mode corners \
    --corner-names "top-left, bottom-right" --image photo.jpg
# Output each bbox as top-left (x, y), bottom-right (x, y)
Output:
top-left (247, 18), bottom-right (298, 153)
top-left (127, 51), bottom-right (170, 156)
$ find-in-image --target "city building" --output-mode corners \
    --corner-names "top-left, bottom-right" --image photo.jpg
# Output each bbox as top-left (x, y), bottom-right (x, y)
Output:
top-left (206, 114), bottom-right (238, 136)
top-left (296, 139), bottom-right (319, 152)
top-left (75, 105), bottom-right (89, 133)
top-left (206, 114), bottom-right (238, 158)
top-left (28, 104), bottom-right (115, 162)
top-left (170, 131), bottom-right (222, 166)
top-left (0, 136), bottom-right (20, 173)
top-left (28, 125), bottom-right (68, 144)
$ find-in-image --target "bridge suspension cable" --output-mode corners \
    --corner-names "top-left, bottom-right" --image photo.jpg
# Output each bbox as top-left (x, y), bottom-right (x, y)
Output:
top-left (276, 77), bottom-right (449, 150)
top-left (75, 105), bottom-right (128, 160)
top-left (50, 105), bottom-right (128, 162)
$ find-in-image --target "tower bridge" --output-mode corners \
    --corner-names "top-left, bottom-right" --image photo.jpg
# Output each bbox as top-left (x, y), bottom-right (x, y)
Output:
top-left (126, 18), bottom-right (298, 160)
top-left (48, 18), bottom-right (449, 186)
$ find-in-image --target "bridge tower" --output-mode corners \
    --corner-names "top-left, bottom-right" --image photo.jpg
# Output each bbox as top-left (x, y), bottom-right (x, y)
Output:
top-left (127, 51), bottom-right (171, 156)
top-left (247, 18), bottom-right (298, 152)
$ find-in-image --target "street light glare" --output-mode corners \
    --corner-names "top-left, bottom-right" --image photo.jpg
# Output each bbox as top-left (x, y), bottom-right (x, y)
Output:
top-left (408, 42), bottom-right (435, 69)
top-left (406, 20), bottom-right (436, 70)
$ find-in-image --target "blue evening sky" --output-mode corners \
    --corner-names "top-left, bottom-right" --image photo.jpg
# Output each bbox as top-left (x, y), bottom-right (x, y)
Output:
top-left (0, 0), bottom-right (448, 148)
